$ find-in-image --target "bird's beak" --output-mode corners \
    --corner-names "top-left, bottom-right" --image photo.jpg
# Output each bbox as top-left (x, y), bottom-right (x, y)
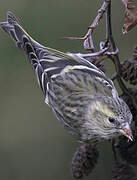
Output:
top-left (119, 122), bottom-right (133, 141)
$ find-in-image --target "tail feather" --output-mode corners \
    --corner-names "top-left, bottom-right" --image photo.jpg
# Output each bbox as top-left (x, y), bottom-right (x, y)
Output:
top-left (0, 12), bottom-right (47, 94)
top-left (0, 12), bottom-right (78, 97)
top-left (7, 11), bottom-right (18, 24)
top-left (0, 12), bottom-right (40, 49)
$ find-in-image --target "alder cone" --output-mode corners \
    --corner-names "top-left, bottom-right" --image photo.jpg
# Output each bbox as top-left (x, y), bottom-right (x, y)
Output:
top-left (121, 46), bottom-right (137, 85)
top-left (71, 143), bottom-right (99, 179)
top-left (112, 163), bottom-right (136, 180)
top-left (121, 59), bottom-right (137, 85)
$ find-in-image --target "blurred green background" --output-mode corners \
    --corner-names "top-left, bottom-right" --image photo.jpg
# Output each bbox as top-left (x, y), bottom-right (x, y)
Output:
top-left (0, 0), bottom-right (137, 180)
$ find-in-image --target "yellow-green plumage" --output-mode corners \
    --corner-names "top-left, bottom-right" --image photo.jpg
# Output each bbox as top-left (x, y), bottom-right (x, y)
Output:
top-left (0, 12), bottom-right (133, 142)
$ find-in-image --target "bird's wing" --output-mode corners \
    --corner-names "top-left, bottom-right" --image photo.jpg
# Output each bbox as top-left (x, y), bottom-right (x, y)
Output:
top-left (46, 65), bottom-right (119, 137)
top-left (0, 12), bottom-right (119, 137)
top-left (0, 12), bottom-right (118, 100)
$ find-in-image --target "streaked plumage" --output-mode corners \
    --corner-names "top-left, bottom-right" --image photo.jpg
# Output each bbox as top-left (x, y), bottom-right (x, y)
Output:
top-left (0, 12), bottom-right (133, 142)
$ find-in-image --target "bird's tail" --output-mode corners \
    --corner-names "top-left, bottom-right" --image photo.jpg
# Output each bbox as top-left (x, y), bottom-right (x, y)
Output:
top-left (0, 12), bottom-right (82, 98)
top-left (0, 11), bottom-right (43, 51)
top-left (0, 12), bottom-right (51, 96)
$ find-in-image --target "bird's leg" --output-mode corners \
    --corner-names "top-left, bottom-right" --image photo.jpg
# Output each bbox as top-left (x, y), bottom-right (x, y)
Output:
top-left (67, 43), bottom-right (119, 59)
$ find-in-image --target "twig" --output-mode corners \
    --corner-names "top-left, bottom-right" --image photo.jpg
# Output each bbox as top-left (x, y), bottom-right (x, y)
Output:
top-left (67, 46), bottom-right (109, 59)
top-left (106, 1), bottom-right (121, 74)
top-left (106, 0), bottom-right (137, 110)
top-left (64, 0), bottom-right (111, 51)
top-left (120, 0), bottom-right (127, 8)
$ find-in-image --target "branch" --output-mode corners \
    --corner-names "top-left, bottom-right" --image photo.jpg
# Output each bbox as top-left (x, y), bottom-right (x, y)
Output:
top-left (105, 0), bottom-right (137, 110)
top-left (64, 0), bottom-right (111, 51)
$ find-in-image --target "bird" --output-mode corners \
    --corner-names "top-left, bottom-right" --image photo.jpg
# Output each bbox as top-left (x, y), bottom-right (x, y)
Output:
top-left (0, 12), bottom-right (133, 142)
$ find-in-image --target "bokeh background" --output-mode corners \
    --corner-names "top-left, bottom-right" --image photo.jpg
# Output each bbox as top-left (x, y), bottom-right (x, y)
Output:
top-left (0, 0), bottom-right (137, 180)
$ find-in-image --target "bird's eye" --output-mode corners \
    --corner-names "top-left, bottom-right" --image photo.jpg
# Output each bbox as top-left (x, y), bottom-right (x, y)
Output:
top-left (108, 117), bottom-right (116, 123)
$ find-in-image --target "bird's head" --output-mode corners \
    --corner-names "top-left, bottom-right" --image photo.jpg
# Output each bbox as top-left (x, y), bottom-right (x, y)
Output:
top-left (86, 96), bottom-right (133, 141)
